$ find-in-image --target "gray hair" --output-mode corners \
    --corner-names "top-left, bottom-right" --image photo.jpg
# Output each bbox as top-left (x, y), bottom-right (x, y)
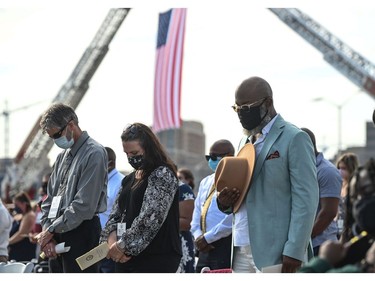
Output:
top-left (40, 103), bottom-right (78, 133)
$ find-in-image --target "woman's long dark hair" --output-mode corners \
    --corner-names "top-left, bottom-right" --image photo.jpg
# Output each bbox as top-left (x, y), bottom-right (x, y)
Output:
top-left (343, 158), bottom-right (375, 242)
top-left (121, 123), bottom-right (177, 179)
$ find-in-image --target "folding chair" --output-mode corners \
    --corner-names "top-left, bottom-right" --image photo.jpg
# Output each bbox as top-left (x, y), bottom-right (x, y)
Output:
top-left (0, 262), bottom-right (34, 273)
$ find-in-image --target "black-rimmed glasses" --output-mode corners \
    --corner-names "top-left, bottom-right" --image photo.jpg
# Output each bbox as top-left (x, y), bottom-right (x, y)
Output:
top-left (205, 153), bottom-right (227, 161)
top-left (232, 97), bottom-right (267, 113)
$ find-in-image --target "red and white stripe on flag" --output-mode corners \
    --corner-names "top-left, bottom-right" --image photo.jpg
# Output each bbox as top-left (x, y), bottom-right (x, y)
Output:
top-left (153, 8), bottom-right (187, 133)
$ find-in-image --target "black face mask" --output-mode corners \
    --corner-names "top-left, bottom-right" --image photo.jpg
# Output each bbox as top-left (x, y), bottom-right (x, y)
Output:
top-left (238, 102), bottom-right (268, 131)
top-left (13, 206), bottom-right (23, 215)
top-left (128, 155), bottom-right (144, 170)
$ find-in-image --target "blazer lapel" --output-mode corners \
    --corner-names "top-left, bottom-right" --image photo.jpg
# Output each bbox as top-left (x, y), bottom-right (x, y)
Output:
top-left (251, 115), bottom-right (285, 183)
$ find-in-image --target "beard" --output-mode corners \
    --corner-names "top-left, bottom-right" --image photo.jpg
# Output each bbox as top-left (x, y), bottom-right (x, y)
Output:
top-left (242, 104), bottom-right (272, 136)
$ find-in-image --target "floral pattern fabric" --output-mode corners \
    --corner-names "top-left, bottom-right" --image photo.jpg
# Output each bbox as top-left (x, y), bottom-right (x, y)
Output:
top-left (177, 183), bottom-right (196, 273)
top-left (100, 166), bottom-right (178, 256)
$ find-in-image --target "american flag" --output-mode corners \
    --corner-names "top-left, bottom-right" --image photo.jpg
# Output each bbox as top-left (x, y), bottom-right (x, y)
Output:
top-left (153, 8), bottom-right (187, 133)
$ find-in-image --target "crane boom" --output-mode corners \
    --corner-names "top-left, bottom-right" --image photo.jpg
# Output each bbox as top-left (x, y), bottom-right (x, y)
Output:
top-left (1, 99), bottom-right (48, 158)
top-left (4, 8), bottom-right (131, 197)
top-left (268, 8), bottom-right (375, 98)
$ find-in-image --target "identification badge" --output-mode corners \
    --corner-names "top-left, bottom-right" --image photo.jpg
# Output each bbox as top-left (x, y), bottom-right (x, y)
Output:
top-left (337, 219), bottom-right (344, 230)
top-left (117, 223), bottom-right (126, 239)
top-left (48, 196), bottom-right (62, 219)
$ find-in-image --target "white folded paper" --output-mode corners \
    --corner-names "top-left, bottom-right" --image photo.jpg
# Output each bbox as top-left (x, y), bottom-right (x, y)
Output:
top-left (75, 242), bottom-right (109, 271)
top-left (56, 242), bottom-right (71, 253)
top-left (40, 242), bottom-right (71, 259)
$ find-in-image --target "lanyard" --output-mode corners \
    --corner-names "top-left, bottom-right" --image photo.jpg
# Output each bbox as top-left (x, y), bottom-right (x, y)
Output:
top-left (200, 183), bottom-right (216, 233)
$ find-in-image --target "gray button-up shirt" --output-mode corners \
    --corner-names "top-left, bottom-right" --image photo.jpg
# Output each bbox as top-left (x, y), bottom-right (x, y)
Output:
top-left (41, 131), bottom-right (108, 233)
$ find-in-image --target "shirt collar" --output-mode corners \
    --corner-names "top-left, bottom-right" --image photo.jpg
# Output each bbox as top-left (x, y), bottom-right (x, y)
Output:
top-left (316, 152), bottom-right (324, 167)
top-left (261, 113), bottom-right (278, 136)
top-left (69, 131), bottom-right (89, 157)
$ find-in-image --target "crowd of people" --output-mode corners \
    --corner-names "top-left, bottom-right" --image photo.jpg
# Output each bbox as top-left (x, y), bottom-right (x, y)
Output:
top-left (0, 76), bottom-right (375, 274)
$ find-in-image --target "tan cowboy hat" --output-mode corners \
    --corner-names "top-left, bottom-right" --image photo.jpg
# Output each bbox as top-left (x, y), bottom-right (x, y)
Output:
top-left (214, 143), bottom-right (255, 213)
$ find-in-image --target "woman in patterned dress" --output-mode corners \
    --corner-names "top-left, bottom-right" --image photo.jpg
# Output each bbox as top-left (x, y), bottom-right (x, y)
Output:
top-left (100, 123), bottom-right (182, 273)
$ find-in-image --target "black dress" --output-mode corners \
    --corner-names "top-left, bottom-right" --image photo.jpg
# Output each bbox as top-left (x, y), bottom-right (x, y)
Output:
top-left (102, 167), bottom-right (182, 273)
top-left (8, 217), bottom-right (36, 262)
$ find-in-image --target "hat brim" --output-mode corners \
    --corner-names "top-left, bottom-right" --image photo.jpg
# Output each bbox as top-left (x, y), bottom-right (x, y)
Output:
top-left (215, 143), bottom-right (255, 213)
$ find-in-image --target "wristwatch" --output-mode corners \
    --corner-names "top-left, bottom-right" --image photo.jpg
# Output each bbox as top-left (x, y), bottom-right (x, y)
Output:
top-left (48, 224), bottom-right (55, 234)
top-left (117, 239), bottom-right (125, 250)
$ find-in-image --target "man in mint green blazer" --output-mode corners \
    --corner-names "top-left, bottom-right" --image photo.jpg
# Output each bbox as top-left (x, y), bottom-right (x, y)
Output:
top-left (218, 76), bottom-right (319, 273)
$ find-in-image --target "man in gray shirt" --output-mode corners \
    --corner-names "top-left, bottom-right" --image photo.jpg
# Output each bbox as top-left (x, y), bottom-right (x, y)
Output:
top-left (37, 103), bottom-right (107, 273)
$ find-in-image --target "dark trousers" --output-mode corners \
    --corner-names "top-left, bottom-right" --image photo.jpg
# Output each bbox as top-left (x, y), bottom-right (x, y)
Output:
top-left (99, 258), bottom-right (115, 273)
top-left (115, 253), bottom-right (181, 273)
top-left (49, 257), bottom-right (63, 273)
top-left (195, 235), bottom-right (232, 273)
top-left (51, 216), bottom-right (101, 273)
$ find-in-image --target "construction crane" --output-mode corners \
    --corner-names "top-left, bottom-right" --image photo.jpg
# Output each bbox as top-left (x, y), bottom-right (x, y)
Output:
top-left (268, 8), bottom-right (375, 99)
top-left (2, 8), bottom-right (131, 198)
top-left (1, 99), bottom-right (48, 158)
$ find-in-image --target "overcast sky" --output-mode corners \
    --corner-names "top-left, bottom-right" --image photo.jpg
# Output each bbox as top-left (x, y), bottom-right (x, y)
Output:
top-left (1, 3), bottom-right (375, 172)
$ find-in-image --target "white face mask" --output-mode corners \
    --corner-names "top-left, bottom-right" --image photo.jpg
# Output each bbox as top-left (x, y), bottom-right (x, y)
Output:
top-left (54, 129), bottom-right (74, 149)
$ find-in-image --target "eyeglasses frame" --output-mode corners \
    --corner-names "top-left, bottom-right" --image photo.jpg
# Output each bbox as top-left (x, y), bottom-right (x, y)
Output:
top-left (232, 97), bottom-right (268, 113)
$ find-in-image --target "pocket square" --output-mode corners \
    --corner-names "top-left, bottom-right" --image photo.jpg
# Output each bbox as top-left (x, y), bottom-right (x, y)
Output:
top-left (266, 151), bottom-right (280, 160)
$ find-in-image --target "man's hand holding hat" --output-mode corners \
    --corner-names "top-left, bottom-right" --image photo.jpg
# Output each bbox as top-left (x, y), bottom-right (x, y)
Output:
top-left (215, 143), bottom-right (255, 213)
top-left (217, 187), bottom-right (241, 210)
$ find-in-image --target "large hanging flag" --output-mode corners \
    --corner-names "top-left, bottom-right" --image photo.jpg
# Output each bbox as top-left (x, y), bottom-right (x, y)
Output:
top-left (153, 8), bottom-right (187, 133)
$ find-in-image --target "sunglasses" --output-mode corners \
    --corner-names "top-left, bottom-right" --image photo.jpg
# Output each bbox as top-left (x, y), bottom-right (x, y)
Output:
top-left (205, 153), bottom-right (227, 161)
top-left (123, 124), bottom-right (138, 136)
top-left (232, 98), bottom-right (267, 113)
top-left (51, 121), bottom-right (71, 139)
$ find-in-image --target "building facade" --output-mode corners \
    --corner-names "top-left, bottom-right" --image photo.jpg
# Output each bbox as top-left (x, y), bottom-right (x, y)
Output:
top-left (156, 120), bottom-right (211, 194)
